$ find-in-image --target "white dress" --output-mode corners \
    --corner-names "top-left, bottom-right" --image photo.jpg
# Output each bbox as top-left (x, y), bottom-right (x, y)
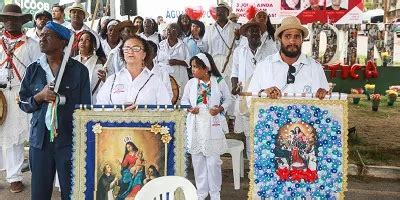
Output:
top-left (73, 54), bottom-right (104, 104)
top-left (0, 35), bottom-right (41, 147)
top-left (181, 76), bottom-right (232, 156)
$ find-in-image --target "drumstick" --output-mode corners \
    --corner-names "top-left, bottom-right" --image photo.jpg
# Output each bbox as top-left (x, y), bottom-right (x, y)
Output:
top-left (92, 51), bottom-right (115, 95)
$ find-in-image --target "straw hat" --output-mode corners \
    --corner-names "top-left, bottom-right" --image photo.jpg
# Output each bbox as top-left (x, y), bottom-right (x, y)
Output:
top-left (65, 2), bottom-right (89, 19)
top-left (228, 13), bottom-right (239, 20)
top-left (274, 16), bottom-right (309, 39)
top-left (239, 20), bottom-right (267, 36)
top-left (216, 2), bottom-right (232, 13)
top-left (0, 4), bottom-right (32, 24)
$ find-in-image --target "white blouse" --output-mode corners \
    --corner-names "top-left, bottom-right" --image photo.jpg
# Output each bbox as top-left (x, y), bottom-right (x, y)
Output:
top-left (96, 67), bottom-right (171, 105)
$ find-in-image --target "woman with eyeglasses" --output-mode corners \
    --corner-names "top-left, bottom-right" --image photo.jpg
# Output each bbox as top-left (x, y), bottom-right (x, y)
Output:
top-left (74, 30), bottom-right (107, 104)
top-left (157, 23), bottom-right (191, 102)
top-left (96, 35), bottom-right (171, 106)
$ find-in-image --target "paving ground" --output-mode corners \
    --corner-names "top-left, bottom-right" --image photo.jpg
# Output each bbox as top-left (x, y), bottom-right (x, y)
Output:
top-left (0, 159), bottom-right (399, 200)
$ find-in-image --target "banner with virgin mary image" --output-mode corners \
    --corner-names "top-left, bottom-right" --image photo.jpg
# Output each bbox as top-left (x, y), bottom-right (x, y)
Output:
top-left (248, 98), bottom-right (348, 199)
top-left (71, 109), bottom-right (186, 200)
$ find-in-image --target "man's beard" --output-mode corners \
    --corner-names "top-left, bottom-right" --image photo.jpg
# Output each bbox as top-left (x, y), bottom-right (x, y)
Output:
top-left (281, 44), bottom-right (301, 58)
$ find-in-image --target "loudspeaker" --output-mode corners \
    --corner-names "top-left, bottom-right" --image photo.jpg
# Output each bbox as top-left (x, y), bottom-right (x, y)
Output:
top-left (120, 0), bottom-right (137, 16)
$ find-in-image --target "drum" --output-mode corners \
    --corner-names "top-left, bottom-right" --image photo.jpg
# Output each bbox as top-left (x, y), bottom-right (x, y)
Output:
top-left (169, 75), bottom-right (179, 105)
top-left (0, 90), bottom-right (7, 125)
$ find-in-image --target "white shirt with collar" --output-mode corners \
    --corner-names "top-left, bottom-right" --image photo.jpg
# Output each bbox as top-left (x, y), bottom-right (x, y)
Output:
top-left (100, 38), bottom-right (122, 56)
top-left (96, 67), bottom-right (171, 105)
top-left (66, 23), bottom-right (91, 33)
top-left (139, 32), bottom-right (161, 46)
top-left (26, 28), bottom-right (40, 42)
top-left (203, 20), bottom-right (240, 57)
top-left (248, 52), bottom-right (329, 100)
top-left (231, 40), bottom-right (278, 84)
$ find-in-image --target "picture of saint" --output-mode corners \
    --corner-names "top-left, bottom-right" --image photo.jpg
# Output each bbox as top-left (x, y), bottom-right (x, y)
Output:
top-left (96, 163), bottom-right (118, 200)
top-left (275, 123), bottom-right (317, 171)
top-left (116, 142), bottom-right (144, 199)
top-left (95, 127), bottom-right (165, 200)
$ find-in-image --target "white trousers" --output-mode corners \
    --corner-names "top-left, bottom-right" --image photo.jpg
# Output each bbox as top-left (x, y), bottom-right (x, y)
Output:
top-left (191, 153), bottom-right (222, 200)
top-left (0, 144), bottom-right (24, 183)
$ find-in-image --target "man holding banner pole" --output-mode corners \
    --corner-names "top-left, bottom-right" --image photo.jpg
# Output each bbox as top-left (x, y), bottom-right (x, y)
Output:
top-left (19, 21), bottom-right (91, 199)
top-left (203, 2), bottom-right (240, 130)
top-left (248, 16), bottom-right (329, 101)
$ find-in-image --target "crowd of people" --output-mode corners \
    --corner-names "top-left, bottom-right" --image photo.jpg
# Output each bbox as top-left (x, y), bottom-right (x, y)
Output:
top-left (0, 2), bottom-right (329, 200)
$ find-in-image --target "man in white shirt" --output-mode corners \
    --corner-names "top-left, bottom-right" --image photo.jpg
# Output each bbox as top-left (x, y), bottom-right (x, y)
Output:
top-left (248, 16), bottom-right (328, 101)
top-left (203, 2), bottom-right (240, 125)
top-left (65, 2), bottom-right (96, 57)
top-left (0, 4), bottom-right (41, 193)
top-left (26, 10), bottom-right (52, 42)
top-left (231, 20), bottom-right (278, 158)
top-left (51, 4), bottom-right (70, 27)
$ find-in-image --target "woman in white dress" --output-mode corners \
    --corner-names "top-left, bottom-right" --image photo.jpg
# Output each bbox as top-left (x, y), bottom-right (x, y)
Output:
top-left (74, 30), bottom-right (107, 104)
top-left (100, 19), bottom-right (122, 56)
top-left (96, 35), bottom-right (171, 106)
top-left (158, 23), bottom-right (191, 102)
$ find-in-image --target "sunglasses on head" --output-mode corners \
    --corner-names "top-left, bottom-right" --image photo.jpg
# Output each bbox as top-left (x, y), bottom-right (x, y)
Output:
top-left (287, 65), bottom-right (296, 84)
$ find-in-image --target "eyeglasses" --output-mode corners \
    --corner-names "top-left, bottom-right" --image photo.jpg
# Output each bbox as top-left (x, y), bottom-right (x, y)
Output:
top-left (287, 65), bottom-right (296, 84)
top-left (122, 46), bottom-right (144, 53)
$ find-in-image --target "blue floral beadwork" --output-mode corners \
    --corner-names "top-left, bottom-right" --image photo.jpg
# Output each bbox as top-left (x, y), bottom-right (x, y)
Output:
top-left (253, 104), bottom-right (343, 198)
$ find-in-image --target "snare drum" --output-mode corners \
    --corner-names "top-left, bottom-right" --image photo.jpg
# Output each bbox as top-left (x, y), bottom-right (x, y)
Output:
top-left (0, 90), bottom-right (7, 125)
top-left (169, 75), bottom-right (179, 105)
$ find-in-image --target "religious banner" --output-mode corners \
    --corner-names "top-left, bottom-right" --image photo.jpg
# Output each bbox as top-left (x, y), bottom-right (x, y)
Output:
top-left (248, 98), bottom-right (348, 199)
top-left (71, 109), bottom-right (187, 200)
top-left (232, 0), bottom-right (363, 24)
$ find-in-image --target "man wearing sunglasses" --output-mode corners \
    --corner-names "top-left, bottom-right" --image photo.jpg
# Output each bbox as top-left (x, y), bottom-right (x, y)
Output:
top-left (248, 16), bottom-right (329, 100)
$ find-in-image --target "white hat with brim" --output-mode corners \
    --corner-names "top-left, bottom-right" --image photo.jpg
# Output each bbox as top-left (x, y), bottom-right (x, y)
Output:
top-left (216, 2), bottom-right (232, 13)
top-left (65, 2), bottom-right (89, 19)
top-left (274, 16), bottom-right (309, 39)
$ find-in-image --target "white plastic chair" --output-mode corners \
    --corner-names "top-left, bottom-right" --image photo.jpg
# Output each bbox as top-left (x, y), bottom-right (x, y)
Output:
top-left (135, 176), bottom-right (197, 200)
top-left (225, 139), bottom-right (245, 190)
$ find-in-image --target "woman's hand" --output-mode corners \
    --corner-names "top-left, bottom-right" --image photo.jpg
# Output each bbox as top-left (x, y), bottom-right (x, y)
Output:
top-left (125, 104), bottom-right (137, 111)
top-left (97, 69), bottom-right (106, 82)
top-left (168, 59), bottom-right (186, 66)
top-left (188, 107), bottom-right (199, 114)
top-left (209, 105), bottom-right (223, 116)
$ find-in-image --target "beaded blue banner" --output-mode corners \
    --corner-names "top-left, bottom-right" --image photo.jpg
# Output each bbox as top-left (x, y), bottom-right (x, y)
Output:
top-left (248, 98), bottom-right (348, 200)
top-left (71, 109), bottom-right (187, 200)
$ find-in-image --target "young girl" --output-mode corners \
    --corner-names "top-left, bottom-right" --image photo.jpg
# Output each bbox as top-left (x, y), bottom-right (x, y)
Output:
top-left (181, 52), bottom-right (232, 200)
